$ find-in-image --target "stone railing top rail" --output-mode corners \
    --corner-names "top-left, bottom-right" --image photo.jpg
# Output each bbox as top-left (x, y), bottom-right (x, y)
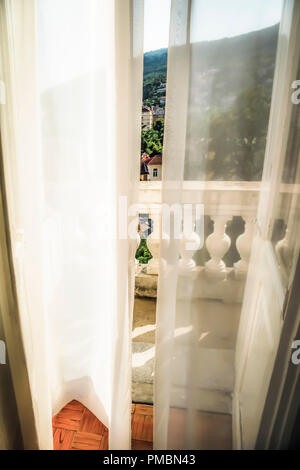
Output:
top-left (139, 181), bottom-right (260, 216)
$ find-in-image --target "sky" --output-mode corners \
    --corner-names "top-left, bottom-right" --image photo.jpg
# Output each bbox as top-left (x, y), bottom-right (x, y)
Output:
top-left (39, 0), bottom-right (284, 91)
top-left (144, 0), bottom-right (283, 52)
top-left (144, 0), bottom-right (171, 52)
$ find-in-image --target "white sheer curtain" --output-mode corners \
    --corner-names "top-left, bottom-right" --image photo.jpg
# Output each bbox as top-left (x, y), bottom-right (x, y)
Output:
top-left (154, 0), bottom-right (282, 450)
top-left (0, 0), bottom-right (143, 449)
top-left (154, 0), bottom-right (191, 450)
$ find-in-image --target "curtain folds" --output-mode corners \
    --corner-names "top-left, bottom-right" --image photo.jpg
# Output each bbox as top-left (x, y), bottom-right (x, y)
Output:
top-left (154, 0), bottom-right (282, 450)
top-left (154, 0), bottom-right (192, 450)
top-left (0, 0), bottom-right (143, 449)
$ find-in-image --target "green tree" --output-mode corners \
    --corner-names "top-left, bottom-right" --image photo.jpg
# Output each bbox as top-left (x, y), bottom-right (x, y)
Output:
top-left (141, 120), bottom-right (164, 157)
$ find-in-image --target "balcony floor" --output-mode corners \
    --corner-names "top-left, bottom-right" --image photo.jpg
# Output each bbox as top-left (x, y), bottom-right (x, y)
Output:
top-left (52, 401), bottom-right (153, 450)
top-left (132, 296), bottom-right (234, 449)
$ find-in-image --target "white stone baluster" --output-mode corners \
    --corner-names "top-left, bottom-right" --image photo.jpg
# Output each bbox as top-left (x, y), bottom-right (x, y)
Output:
top-left (234, 216), bottom-right (255, 280)
top-left (147, 235), bottom-right (160, 274)
top-left (274, 190), bottom-right (298, 273)
top-left (147, 206), bottom-right (160, 275)
top-left (275, 227), bottom-right (292, 271)
top-left (179, 227), bottom-right (201, 273)
top-left (205, 215), bottom-right (231, 281)
top-left (135, 230), bottom-right (141, 274)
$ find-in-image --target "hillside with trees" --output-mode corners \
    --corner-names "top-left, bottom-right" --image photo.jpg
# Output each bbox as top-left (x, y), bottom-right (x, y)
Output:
top-left (143, 49), bottom-right (167, 107)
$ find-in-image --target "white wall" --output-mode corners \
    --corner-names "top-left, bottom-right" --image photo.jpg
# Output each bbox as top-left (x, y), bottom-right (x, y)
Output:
top-left (149, 165), bottom-right (162, 180)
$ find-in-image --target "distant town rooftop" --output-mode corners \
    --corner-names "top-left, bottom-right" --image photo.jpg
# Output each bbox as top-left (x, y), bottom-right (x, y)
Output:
top-left (148, 155), bottom-right (162, 165)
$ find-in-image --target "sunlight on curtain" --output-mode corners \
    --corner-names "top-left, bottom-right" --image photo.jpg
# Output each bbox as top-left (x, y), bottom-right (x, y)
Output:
top-left (155, 0), bottom-right (282, 449)
top-left (0, 0), bottom-right (143, 449)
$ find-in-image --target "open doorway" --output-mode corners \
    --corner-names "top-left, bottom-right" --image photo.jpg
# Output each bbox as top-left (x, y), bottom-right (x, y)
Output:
top-left (134, 0), bottom-right (294, 451)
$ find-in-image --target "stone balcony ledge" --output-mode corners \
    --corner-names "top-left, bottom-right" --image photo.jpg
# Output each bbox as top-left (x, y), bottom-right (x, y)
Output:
top-left (135, 267), bottom-right (245, 303)
top-left (139, 180), bottom-right (260, 216)
top-left (135, 271), bottom-right (157, 298)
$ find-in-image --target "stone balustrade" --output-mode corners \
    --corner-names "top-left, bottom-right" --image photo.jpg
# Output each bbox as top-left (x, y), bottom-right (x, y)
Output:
top-left (136, 181), bottom-right (260, 302)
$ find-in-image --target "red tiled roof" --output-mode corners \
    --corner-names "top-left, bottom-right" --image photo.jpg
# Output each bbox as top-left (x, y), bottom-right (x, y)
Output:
top-left (148, 155), bottom-right (162, 165)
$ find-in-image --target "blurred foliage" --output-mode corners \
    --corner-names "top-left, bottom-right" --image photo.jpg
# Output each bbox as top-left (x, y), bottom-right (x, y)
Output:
top-left (185, 84), bottom-right (271, 180)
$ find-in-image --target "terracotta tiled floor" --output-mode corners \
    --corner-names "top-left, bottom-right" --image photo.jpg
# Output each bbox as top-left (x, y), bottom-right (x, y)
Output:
top-left (52, 401), bottom-right (153, 450)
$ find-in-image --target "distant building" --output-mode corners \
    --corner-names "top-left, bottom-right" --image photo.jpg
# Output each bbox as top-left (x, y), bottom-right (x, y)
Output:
top-left (140, 153), bottom-right (151, 181)
top-left (141, 106), bottom-right (153, 130)
top-left (148, 155), bottom-right (162, 180)
top-left (157, 83), bottom-right (167, 94)
top-left (152, 106), bottom-right (165, 123)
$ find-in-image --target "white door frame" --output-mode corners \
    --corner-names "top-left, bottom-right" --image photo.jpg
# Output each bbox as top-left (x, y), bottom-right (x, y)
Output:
top-left (256, 254), bottom-right (300, 449)
top-left (233, 0), bottom-right (300, 450)
top-left (0, 144), bottom-right (38, 449)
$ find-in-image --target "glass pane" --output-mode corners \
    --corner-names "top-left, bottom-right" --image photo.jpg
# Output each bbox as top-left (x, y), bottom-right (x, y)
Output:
top-left (271, 58), bottom-right (300, 286)
top-left (185, 0), bottom-right (282, 181)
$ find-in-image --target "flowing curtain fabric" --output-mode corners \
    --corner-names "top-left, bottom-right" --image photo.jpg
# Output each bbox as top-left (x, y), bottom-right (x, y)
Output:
top-left (155, 0), bottom-right (282, 449)
top-left (0, 0), bottom-right (143, 449)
